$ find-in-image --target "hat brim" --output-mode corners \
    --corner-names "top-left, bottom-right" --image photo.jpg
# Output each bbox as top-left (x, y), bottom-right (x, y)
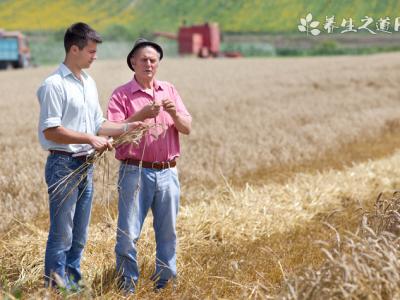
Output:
top-left (127, 41), bottom-right (163, 71)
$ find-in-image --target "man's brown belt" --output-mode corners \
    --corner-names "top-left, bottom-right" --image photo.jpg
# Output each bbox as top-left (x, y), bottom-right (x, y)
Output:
top-left (123, 159), bottom-right (176, 169)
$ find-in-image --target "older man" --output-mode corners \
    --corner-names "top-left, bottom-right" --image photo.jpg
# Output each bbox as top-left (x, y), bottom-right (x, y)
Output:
top-left (107, 38), bottom-right (191, 293)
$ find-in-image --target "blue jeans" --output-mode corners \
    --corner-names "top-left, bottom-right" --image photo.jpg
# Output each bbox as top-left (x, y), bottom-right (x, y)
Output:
top-left (115, 163), bottom-right (180, 285)
top-left (44, 153), bottom-right (94, 288)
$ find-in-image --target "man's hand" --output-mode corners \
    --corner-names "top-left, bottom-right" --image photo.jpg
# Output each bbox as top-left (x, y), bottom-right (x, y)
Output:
top-left (88, 135), bottom-right (113, 152)
top-left (162, 99), bottom-right (177, 118)
top-left (138, 102), bottom-right (161, 120)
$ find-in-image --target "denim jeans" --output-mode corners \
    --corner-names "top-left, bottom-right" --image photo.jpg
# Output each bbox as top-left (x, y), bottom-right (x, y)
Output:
top-left (115, 163), bottom-right (180, 286)
top-left (44, 153), bottom-right (94, 288)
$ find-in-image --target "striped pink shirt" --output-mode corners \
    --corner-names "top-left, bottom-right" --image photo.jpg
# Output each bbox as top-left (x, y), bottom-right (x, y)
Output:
top-left (107, 77), bottom-right (191, 162)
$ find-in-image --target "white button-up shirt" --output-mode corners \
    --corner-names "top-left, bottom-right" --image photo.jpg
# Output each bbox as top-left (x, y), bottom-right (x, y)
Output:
top-left (37, 63), bottom-right (105, 153)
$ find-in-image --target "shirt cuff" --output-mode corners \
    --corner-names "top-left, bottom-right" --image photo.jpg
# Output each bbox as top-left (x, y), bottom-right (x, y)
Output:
top-left (95, 118), bottom-right (107, 134)
top-left (41, 117), bottom-right (61, 132)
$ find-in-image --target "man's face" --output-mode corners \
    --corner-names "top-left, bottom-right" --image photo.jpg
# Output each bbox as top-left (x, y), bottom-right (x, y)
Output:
top-left (74, 40), bottom-right (98, 69)
top-left (131, 46), bottom-right (160, 80)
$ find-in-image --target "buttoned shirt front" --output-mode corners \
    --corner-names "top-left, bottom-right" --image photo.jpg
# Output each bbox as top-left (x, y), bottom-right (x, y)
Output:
top-left (37, 63), bottom-right (105, 153)
top-left (107, 77), bottom-right (191, 162)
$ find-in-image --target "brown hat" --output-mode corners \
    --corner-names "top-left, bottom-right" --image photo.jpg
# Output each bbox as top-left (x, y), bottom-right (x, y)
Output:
top-left (127, 38), bottom-right (163, 71)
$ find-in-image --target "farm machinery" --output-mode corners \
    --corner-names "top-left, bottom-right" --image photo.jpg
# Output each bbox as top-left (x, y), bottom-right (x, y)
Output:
top-left (154, 22), bottom-right (242, 58)
top-left (0, 29), bottom-right (31, 70)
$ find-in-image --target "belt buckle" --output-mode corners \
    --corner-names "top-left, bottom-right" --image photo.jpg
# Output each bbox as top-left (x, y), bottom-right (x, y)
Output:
top-left (151, 161), bottom-right (171, 169)
top-left (151, 161), bottom-right (168, 169)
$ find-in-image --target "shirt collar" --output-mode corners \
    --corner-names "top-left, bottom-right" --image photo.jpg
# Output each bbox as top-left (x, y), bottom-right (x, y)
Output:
top-left (59, 63), bottom-right (88, 80)
top-left (130, 76), bottom-right (164, 94)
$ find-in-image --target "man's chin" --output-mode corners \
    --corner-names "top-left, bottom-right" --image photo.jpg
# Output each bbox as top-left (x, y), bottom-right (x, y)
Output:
top-left (84, 61), bottom-right (94, 68)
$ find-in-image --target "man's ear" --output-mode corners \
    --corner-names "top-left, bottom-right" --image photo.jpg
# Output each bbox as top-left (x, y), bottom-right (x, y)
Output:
top-left (70, 45), bottom-right (80, 55)
top-left (130, 56), bottom-right (136, 69)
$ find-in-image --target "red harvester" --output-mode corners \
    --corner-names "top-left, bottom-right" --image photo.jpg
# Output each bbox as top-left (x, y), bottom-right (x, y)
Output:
top-left (155, 22), bottom-right (242, 58)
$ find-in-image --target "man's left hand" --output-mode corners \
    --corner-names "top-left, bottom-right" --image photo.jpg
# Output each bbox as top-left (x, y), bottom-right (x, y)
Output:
top-left (162, 99), bottom-right (177, 118)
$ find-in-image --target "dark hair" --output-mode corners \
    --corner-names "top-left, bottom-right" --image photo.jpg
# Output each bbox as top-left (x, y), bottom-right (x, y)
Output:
top-left (64, 22), bottom-right (102, 53)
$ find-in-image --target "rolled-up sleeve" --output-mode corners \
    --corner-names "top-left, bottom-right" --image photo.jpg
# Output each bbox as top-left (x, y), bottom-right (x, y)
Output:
top-left (94, 101), bottom-right (106, 134)
top-left (37, 82), bottom-right (63, 132)
top-left (170, 85), bottom-right (191, 118)
top-left (107, 91), bottom-right (127, 122)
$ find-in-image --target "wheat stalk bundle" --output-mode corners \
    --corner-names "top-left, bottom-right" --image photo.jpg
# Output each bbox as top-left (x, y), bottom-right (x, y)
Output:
top-left (48, 123), bottom-right (164, 208)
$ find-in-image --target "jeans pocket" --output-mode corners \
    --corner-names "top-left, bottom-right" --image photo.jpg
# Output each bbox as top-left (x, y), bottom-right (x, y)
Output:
top-left (171, 167), bottom-right (179, 184)
top-left (171, 167), bottom-right (179, 178)
top-left (45, 156), bottom-right (56, 184)
top-left (45, 155), bottom-right (74, 188)
top-left (119, 164), bottom-right (139, 179)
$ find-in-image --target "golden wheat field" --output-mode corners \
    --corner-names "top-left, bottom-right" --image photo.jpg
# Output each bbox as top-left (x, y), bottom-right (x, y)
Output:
top-left (2, 53), bottom-right (400, 299)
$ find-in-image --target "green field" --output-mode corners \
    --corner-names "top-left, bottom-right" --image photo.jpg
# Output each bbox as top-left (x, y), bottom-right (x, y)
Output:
top-left (2, 0), bottom-right (400, 65)
top-left (1, 0), bottom-right (400, 35)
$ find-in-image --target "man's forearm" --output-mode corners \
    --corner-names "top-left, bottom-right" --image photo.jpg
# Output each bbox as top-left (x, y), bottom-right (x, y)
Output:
top-left (44, 125), bottom-right (113, 151)
top-left (97, 120), bottom-right (126, 137)
top-left (172, 113), bottom-right (191, 135)
top-left (125, 111), bottom-right (145, 123)
top-left (118, 109), bottom-right (191, 134)
top-left (98, 120), bottom-right (144, 137)
top-left (43, 126), bottom-right (93, 144)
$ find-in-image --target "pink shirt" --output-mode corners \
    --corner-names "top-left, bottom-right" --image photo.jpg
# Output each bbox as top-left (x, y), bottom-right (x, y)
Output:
top-left (107, 77), bottom-right (191, 162)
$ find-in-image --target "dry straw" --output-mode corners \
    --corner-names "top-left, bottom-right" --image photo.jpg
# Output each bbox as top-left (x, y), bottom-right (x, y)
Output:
top-left (3, 55), bottom-right (400, 230)
top-left (3, 154), bottom-right (400, 298)
top-left (277, 191), bottom-right (400, 300)
top-left (49, 123), bottom-right (163, 208)
top-left (3, 55), bottom-right (400, 298)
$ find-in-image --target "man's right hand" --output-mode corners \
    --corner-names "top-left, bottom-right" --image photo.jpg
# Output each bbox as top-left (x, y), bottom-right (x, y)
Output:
top-left (88, 135), bottom-right (113, 152)
top-left (138, 102), bottom-right (161, 120)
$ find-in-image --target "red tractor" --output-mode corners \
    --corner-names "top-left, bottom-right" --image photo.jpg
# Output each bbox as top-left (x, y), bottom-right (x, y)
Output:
top-left (155, 22), bottom-right (242, 58)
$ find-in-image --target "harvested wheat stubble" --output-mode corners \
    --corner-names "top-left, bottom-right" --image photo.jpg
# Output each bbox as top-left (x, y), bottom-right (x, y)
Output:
top-left (3, 149), bottom-right (400, 298)
top-left (278, 192), bottom-right (400, 300)
top-left (2, 55), bottom-right (400, 230)
top-left (2, 54), bottom-right (400, 298)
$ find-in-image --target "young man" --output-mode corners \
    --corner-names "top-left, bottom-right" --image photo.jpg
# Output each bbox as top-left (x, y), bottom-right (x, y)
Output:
top-left (37, 22), bottom-right (142, 290)
top-left (107, 38), bottom-right (192, 293)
